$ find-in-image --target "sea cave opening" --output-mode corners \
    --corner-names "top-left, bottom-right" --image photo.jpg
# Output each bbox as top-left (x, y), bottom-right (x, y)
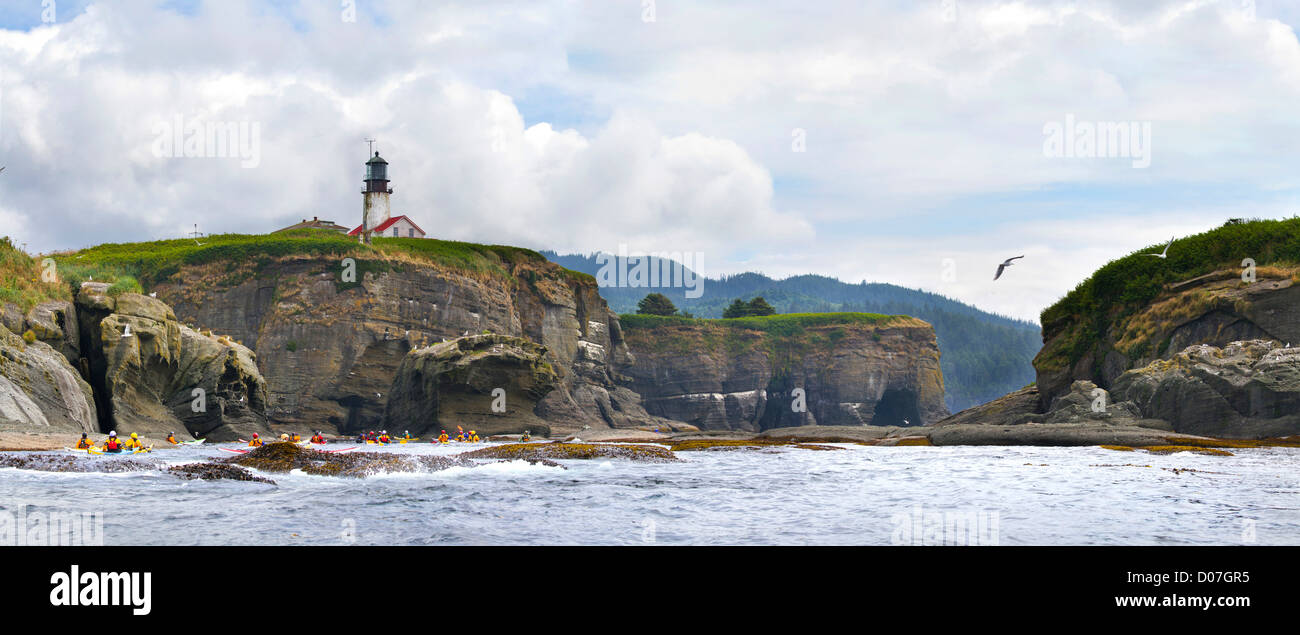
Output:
top-left (873, 388), bottom-right (922, 427)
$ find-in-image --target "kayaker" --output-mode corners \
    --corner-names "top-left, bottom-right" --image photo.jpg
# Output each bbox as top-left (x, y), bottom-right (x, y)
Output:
top-left (165, 432), bottom-right (179, 444)
top-left (279, 433), bottom-right (290, 442)
top-left (289, 432), bottom-right (301, 443)
top-left (103, 431), bottom-right (122, 453)
top-left (124, 432), bottom-right (143, 450)
top-left (355, 432), bottom-right (365, 444)
top-left (248, 433), bottom-right (263, 447)
top-left (437, 430), bottom-right (449, 443)
top-left (470, 430), bottom-right (480, 442)
top-left (76, 433), bottom-right (94, 449)
top-left (521, 430), bottom-right (530, 442)
top-left (378, 431), bottom-right (391, 444)
top-left (310, 431), bottom-right (326, 444)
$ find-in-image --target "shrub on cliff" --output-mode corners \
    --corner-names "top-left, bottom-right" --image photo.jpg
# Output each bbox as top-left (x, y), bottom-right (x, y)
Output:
top-left (636, 293), bottom-right (679, 316)
top-left (722, 296), bottom-right (777, 318)
top-left (0, 236), bottom-right (70, 311)
top-left (1039, 217), bottom-right (1300, 369)
top-left (106, 275), bottom-right (143, 296)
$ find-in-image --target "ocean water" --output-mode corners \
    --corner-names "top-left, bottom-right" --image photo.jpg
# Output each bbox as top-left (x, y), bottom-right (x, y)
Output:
top-left (2, 443), bottom-right (1298, 545)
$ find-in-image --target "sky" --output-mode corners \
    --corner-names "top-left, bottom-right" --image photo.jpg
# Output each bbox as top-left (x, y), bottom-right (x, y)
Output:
top-left (1, 0), bottom-right (1298, 323)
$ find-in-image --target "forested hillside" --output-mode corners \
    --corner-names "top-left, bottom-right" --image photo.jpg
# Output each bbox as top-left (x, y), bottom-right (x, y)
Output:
top-left (542, 251), bottom-right (1040, 412)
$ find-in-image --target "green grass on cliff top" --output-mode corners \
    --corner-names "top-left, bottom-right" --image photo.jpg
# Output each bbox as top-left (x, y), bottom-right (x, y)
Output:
top-left (1039, 217), bottom-right (1300, 360)
top-left (619, 312), bottom-right (912, 333)
top-left (49, 229), bottom-right (595, 291)
top-left (0, 236), bottom-right (71, 312)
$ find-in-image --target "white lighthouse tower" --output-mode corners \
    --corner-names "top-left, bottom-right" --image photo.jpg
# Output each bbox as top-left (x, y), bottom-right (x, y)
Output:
top-left (360, 150), bottom-right (392, 244)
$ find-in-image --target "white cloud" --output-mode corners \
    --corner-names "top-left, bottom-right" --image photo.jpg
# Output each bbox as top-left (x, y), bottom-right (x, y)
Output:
top-left (0, 0), bottom-right (1296, 323)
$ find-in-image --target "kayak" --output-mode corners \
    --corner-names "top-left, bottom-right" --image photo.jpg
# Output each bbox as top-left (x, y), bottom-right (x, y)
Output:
top-left (221, 445), bottom-right (355, 455)
top-left (181, 439), bottom-right (205, 445)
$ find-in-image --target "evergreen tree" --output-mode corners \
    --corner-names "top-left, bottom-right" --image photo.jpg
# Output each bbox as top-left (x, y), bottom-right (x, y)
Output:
top-left (636, 293), bottom-right (678, 316)
top-left (747, 296), bottom-right (776, 316)
top-left (722, 298), bottom-right (750, 318)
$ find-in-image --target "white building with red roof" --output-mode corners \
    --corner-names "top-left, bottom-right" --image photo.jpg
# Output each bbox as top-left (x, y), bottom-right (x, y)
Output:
top-left (348, 215), bottom-right (426, 239)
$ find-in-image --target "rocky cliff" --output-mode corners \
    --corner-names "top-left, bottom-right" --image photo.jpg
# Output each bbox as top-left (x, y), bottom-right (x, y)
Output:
top-left (1112, 339), bottom-right (1300, 438)
top-left (74, 283), bottom-right (271, 441)
top-left (617, 314), bottom-right (948, 431)
top-left (1035, 220), bottom-right (1300, 410)
top-left (0, 326), bottom-right (97, 435)
top-left (148, 243), bottom-right (670, 436)
top-left (939, 220), bottom-right (1300, 441)
top-left (382, 334), bottom-right (559, 437)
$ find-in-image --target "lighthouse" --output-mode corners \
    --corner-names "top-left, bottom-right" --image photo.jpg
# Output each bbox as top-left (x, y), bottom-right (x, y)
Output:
top-left (360, 151), bottom-right (392, 244)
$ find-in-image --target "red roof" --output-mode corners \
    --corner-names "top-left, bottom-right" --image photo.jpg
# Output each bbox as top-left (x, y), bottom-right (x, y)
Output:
top-left (348, 215), bottom-right (426, 237)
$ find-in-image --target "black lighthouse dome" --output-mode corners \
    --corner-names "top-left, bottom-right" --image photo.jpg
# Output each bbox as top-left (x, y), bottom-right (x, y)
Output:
top-left (363, 151), bottom-right (391, 193)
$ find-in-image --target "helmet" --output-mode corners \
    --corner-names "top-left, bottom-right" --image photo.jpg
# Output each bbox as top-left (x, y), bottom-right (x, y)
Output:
top-left (131, 432), bottom-right (138, 439)
top-left (252, 433), bottom-right (259, 438)
top-left (110, 431), bottom-right (117, 437)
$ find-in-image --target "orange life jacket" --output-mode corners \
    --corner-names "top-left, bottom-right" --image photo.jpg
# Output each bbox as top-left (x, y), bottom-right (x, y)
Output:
top-left (76, 439), bottom-right (93, 449)
top-left (249, 438), bottom-right (263, 447)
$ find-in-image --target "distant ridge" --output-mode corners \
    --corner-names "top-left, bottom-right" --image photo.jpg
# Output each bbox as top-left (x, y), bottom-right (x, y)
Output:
top-left (542, 250), bottom-right (1040, 412)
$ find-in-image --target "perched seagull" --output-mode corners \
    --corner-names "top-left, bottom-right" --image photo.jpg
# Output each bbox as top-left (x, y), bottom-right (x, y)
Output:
top-left (994, 256), bottom-right (1024, 281)
top-left (1145, 237), bottom-right (1174, 259)
top-left (148, 292), bottom-right (157, 298)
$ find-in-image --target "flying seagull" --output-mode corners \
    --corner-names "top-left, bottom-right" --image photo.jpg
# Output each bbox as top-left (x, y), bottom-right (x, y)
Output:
top-left (994, 256), bottom-right (1024, 281)
top-left (1145, 237), bottom-right (1174, 259)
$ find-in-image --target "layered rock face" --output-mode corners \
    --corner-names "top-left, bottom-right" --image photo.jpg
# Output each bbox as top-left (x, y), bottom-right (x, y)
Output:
top-left (1035, 269), bottom-right (1300, 410)
top-left (0, 327), bottom-right (97, 434)
top-left (1112, 340), bottom-right (1300, 438)
top-left (934, 339), bottom-right (1300, 442)
top-left (154, 255), bottom-right (669, 436)
top-left (76, 283), bottom-right (270, 441)
top-left (618, 317), bottom-right (948, 431)
top-left (382, 334), bottom-right (559, 437)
